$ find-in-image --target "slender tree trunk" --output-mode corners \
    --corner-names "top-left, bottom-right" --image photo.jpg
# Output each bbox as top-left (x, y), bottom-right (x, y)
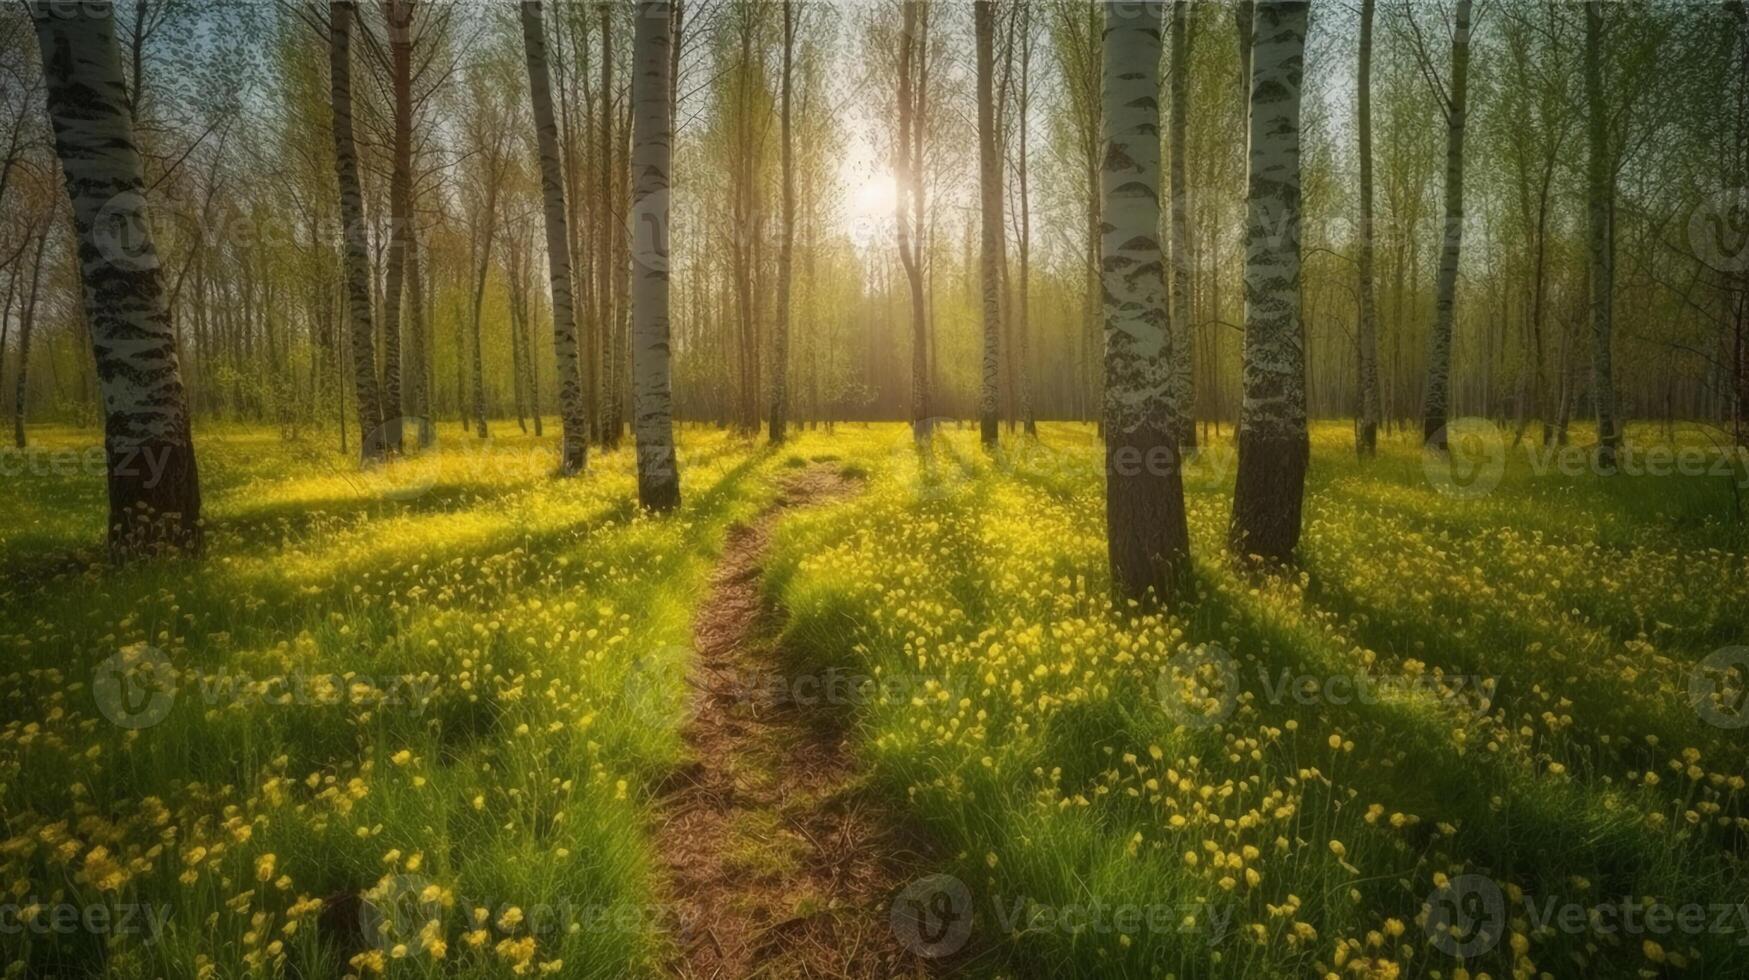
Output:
top-left (1016, 3), bottom-right (1035, 437)
top-left (1355, 0), bottom-right (1381, 455)
top-left (31, 0), bottom-right (202, 555)
top-left (1585, 0), bottom-right (1620, 468)
top-left (507, 241), bottom-right (530, 433)
top-left (378, 0), bottom-right (413, 453)
top-left (631, 0), bottom-right (680, 509)
top-left (405, 219), bottom-right (431, 446)
top-left (597, 2), bottom-right (617, 445)
top-left (976, 0), bottom-right (1002, 448)
top-left (770, 0), bottom-right (794, 444)
top-left (0, 268), bottom-right (15, 422)
top-left (521, 0), bottom-right (589, 473)
top-left (470, 224), bottom-right (493, 439)
top-left (13, 227), bottom-right (48, 449)
top-left (897, 0), bottom-right (930, 441)
top-left (1102, 0), bottom-right (1189, 604)
top-left (329, 0), bottom-right (385, 461)
top-left (1167, 0), bottom-right (1196, 450)
top-left (1230, 0), bottom-right (1309, 563)
top-left (1421, 0), bottom-right (1471, 450)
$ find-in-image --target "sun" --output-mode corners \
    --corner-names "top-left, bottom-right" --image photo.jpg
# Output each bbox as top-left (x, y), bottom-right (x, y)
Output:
top-left (849, 172), bottom-right (897, 222)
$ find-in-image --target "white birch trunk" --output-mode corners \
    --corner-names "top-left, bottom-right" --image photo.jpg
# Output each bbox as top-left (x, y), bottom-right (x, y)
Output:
top-left (977, 0), bottom-right (1002, 447)
top-left (521, 0), bottom-right (590, 474)
top-left (30, 0), bottom-right (202, 555)
top-left (1102, 0), bottom-right (1189, 603)
top-left (329, 0), bottom-right (386, 461)
top-left (630, 0), bottom-right (680, 510)
top-left (1420, 0), bottom-right (1470, 450)
top-left (1229, 0), bottom-right (1308, 562)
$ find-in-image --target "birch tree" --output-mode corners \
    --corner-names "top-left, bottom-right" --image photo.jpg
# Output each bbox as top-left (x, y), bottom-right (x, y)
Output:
top-left (1229, 0), bottom-right (1308, 562)
top-left (328, 0), bottom-right (385, 460)
top-left (631, 0), bottom-right (680, 510)
top-left (1166, 0), bottom-right (1195, 450)
top-left (976, 0), bottom-right (1002, 448)
top-left (521, 0), bottom-right (589, 475)
top-left (379, 0), bottom-right (414, 453)
top-left (1101, 0), bottom-right (1189, 603)
top-left (770, 0), bottom-right (794, 444)
top-left (29, 0), bottom-right (202, 554)
top-left (1585, 0), bottom-right (1620, 469)
top-left (896, 0), bottom-right (930, 441)
top-left (1414, 0), bottom-right (1472, 450)
top-left (1013, 0), bottom-right (1035, 436)
top-left (1355, 0), bottom-right (1382, 454)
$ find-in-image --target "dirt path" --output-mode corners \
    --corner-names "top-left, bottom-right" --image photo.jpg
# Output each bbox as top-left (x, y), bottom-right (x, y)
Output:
top-left (654, 466), bottom-right (930, 979)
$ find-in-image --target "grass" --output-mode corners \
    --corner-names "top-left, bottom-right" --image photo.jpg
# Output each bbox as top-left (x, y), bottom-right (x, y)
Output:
top-left (765, 421), bottom-right (1749, 979)
top-left (1, 418), bottom-right (1745, 978)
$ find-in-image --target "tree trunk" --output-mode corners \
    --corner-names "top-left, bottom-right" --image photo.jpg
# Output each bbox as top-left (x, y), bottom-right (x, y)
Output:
top-left (13, 226), bottom-right (48, 449)
top-left (328, 0), bottom-right (386, 461)
top-left (1230, 0), bottom-right (1309, 563)
top-left (1167, 0), bottom-right (1196, 450)
top-left (1420, 0), bottom-right (1470, 450)
top-left (597, 2), bottom-right (618, 445)
top-left (897, 0), bottom-right (930, 441)
top-left (976, 0), bottom-right (1002, 448)
top-left (379, 0), bottom-right (413, 453)
top-left (631, 0), bottom-right (680, 510)
top-left (770, 0), bottom-right (794, 444)
top-left (521, 0), bottom-right (589, 473)
top-left (1355, 0), bottom-right (1381, 455)
top-left (405, 218), bottom-right (432, 446)
top-left (1585, 0), bottom-right (1620, 469)
top-left (1016, 3), bottom-right (1035, 437)
top-left (31, 0), bottom-right (202, 556)
top-left (507, 237), bottom-right (530, 433)
top-left (1102, 0), bottom-right (1190, 604)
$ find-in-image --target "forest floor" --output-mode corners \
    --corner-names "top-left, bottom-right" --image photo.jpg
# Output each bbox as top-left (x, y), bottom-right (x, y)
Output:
top-left (1, 420), bottom-right (1747, 979)
top-left (654, 464), bottom-right (926, 979)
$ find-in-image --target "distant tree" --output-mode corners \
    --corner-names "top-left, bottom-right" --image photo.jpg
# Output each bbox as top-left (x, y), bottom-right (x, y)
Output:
top-left (29, 0), bottom-right (203, 555)
top-left (1012, 0), bottom-right (1035, 436)
top-left (896, 0), bottom-right (930, 441)
top-left (521, 0), bottom-right (589, 474)
top-left (11, 218), bottom-right (48, 449)
top-left (1585, 0), bottom-right (1620, 469)
top-left (976, 0), bottom-right (1002, 448)
top-left (1412, 0), bottom-right (1472, 450)
top-left (771, 0), bottom-right (794, 444)
top-left (1355, 0), bottom-right (1382, 455)
top-left (1101, 0), bottom-right (1190, 603)
top-left (1229, 0), bottom-right (1308, 562)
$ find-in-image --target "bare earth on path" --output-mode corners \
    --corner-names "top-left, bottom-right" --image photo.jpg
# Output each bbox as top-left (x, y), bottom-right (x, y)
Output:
top-left (655, 465), bottom-right (936, 979)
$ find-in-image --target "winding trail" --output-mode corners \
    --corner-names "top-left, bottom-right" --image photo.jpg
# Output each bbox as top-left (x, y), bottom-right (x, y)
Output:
top-left (655, 466), bottom-right (929, 979)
